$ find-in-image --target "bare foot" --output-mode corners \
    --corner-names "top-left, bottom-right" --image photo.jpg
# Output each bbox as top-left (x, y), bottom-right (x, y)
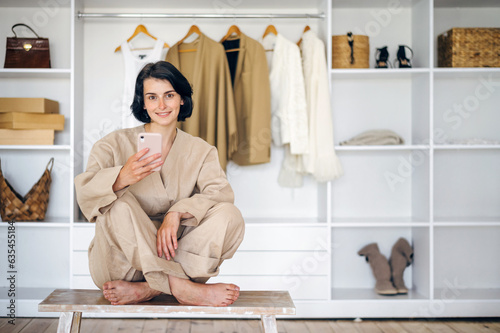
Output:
top-left (102, 280), bottom-right (161, 305)
top-left (169, 276), bottom-right (240, 307)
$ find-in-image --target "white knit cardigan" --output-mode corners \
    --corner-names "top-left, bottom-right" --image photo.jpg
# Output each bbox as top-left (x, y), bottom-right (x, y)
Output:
top-left (262, 33), bottom-right (309, 187)
top-left (300, 30), bottom-right (343, 182)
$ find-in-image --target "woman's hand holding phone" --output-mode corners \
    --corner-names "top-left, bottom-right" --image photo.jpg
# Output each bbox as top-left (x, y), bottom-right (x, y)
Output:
top-left (112, 133), bottom-right (163, 192)
top-left (112, 149), bottom-right (163, 192)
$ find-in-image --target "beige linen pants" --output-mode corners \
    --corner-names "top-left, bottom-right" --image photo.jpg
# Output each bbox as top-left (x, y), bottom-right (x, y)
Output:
top-left (88, 191), bottom-right (245, 295)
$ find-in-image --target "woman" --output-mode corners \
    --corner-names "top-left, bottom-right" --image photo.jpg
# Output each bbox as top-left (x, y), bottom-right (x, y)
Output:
top-left (75, 61), bottom-right (245, 307)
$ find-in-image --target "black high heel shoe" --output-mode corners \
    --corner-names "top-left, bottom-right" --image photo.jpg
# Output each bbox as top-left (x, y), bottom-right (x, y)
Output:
top-left (395, 45), bottom-right (413, 68)
top-left (375, 46), bottom-right (390, 68)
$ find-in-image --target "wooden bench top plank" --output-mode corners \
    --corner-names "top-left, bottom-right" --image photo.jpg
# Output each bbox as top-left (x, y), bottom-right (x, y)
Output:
top-left (39, 289), bottom-right (296, 316)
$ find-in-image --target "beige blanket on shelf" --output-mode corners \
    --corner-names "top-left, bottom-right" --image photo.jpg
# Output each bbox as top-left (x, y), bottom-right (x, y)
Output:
top-left (340, 130), bottom-right (405, 146)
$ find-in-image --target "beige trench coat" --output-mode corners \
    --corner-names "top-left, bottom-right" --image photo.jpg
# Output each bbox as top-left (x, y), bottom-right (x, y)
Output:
top-left (223, 32), bottom-right (272, 166)
top-left (166, 33), bottom-right (238, 171)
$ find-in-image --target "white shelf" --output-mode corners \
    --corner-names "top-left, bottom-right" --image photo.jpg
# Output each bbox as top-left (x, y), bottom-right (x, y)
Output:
top-left (434, 216), bottom-right (500, 225)
top-left (331, 288), bottom-right (428, 301)
top-left (433, 67), bottom-right (500, 78)
top-left (0, 145), bottom-right (71, 150)
top-left (434, 145), bottom-right (500, 150)
top-left (331, 68), bottom-right (430, 79)
top-left (336, 145), bottom-right (430, 151)
top-left (0, 0), bottom-right (70, 7)
top-left (0, 69), bottom-right (71, 79)
top-left (244, 217), bottom-right (326, 226)
top-left (0, 219), bottom-right (70, 227)
top-left (434, 222), bottom-right (500, 227)
top-left (331, 216), bottom-right (429, 225)
top-left (332, 0), bottom-right (416, 9)
top-left (434, 0), bottom-right (500, 8)
top-left (332, 223), bottom-right (429, 228)
top-left (81, 0), bottom-right (326, 10)
top-left (433, 288), bottom-right (500, 301)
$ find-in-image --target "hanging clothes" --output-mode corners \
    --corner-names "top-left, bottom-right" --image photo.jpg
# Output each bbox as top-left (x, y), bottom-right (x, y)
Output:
top-left (300, 30), bottom-right (343, 182)
top-left (121, 39), bottom-right (165, 129)
top-left (262, 33), bottom-right (309, 187)
top-left (222, 32), bottom-right (271, 166)
top-left (166, 33), bottom-right (237, 171)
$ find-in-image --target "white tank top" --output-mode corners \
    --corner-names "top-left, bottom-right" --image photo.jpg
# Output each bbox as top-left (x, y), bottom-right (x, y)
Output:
top-left (121, 39), bottom-right (165, 129)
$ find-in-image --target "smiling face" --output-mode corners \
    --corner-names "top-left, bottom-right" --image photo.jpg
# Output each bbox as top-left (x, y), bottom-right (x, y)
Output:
top-left (143, 78), bottom-right (184, 128)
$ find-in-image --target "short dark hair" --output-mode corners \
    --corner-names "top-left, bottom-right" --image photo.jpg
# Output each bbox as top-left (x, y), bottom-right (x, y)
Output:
top-left (131, 61), bottom-right (193, 123)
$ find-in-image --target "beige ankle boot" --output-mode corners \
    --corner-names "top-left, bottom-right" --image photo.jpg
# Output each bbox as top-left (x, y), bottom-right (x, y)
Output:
top-left (388, 238), bottom-right (413, 294)
top-left (358, 243), bottom-right (397, 295)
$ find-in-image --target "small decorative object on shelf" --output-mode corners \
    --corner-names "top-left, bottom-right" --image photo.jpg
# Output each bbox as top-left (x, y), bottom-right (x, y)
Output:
top-left (4, 23), bottom-right (51, 68)
top-left (438, 28), bottom-right (500, 68)
top-left (0, 157), bottom-right (54, 222)
top-left (332, 32), bottom-right (369, 68)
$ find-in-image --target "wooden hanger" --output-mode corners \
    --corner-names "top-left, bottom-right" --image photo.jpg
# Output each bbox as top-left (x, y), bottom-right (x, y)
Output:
top-left (297, 25), bottom-right (311, 47)
top-left (221, 25), bottom-right (242, 52)
top-left (114, 24), bottom-right (169, 53)
top-left (262, 25), bottom-right (278, 52)
top-left (178, 25), bottom-right (202, 53)
top-left (262, 24), bottom-right (278, 39)
top-left (220, 25), bottom-right (241, 42)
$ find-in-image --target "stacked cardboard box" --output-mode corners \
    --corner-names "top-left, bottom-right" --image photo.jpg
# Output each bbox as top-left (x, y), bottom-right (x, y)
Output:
top-left (0, 98), bottom-right (64, 145)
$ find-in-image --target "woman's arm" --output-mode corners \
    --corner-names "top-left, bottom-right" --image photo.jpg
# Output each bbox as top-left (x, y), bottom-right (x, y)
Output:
top-left (167, 146), bottom-right (234, 227)
top-left (74, 140), bottom-right (162, 222)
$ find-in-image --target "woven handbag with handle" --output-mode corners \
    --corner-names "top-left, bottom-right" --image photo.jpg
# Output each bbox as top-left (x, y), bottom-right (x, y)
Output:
top-left (0, 158), bottom-right (54, 222)
top-left (332, 32), bottom-right (369, 68)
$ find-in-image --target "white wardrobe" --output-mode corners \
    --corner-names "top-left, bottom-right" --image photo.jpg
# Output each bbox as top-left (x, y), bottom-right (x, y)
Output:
top-left (0, 0), bottom-right (499, 318)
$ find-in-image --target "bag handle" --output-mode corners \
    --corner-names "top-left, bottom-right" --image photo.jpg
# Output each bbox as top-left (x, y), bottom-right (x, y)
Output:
top-left (46, 157), bottom-right (55, 173)
top-left (347, 32), bottom-right (354, 64)
top-left (11, 23), bottom-right (41, 39)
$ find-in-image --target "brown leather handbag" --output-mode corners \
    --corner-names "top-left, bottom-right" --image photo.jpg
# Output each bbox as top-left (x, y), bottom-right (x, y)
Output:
top-left (4, 23), bottom-right (51, 68)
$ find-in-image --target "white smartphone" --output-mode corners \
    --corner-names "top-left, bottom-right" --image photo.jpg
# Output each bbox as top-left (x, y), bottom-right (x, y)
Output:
top-left (137, 132), bottom-right (162, 172)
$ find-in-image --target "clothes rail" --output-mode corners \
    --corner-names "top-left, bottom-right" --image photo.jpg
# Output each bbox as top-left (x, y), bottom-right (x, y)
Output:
top-left (77, 12), bottom-right (325, 19)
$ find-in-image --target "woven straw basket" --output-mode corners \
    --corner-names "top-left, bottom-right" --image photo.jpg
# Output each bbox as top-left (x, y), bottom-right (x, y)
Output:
top-left (332, 33), bottom-right (369, 68)
top-left (438, 28), bottom-right (500, 68)
top-left (0, 157), bottom-right (54, 222)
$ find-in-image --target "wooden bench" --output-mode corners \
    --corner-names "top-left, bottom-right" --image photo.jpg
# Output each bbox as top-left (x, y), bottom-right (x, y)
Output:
top-left (39, 289), bottom-right (295, 333)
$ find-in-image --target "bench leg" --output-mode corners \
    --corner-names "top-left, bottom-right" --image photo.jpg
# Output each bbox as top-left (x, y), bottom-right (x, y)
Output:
top-left (57, 312), bottom-right (82, 333)
top-left (261, 315), bottom-right (278, 333)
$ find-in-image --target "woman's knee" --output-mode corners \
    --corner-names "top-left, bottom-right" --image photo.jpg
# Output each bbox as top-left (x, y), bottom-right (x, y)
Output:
top-left (213, 202), bottom-right (245, 234)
